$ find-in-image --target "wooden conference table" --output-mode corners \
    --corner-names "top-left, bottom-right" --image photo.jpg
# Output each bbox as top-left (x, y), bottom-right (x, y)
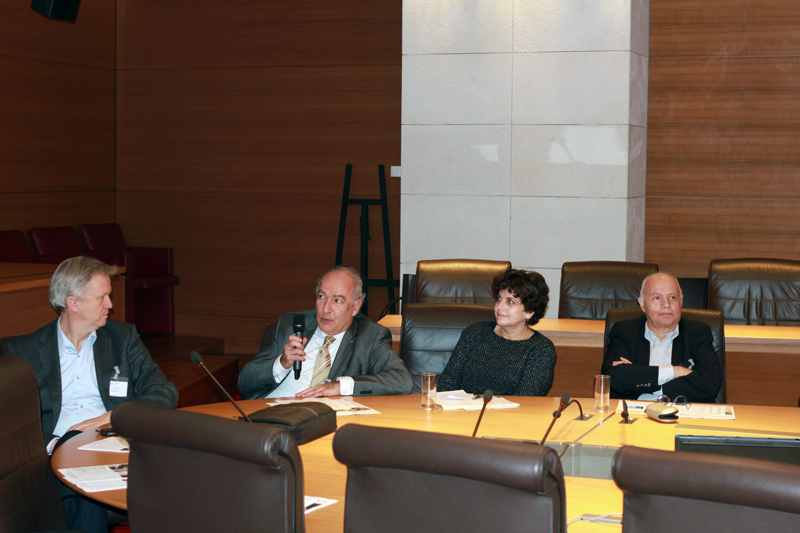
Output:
top-left (378, 315), bottom-right (800, 407)
top-left (52, 395), bottom-right (800, 532)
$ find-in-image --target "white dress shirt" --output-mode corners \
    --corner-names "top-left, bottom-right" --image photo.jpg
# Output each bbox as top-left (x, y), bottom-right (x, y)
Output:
top-left (267, 328), bottom-right (354, 397)
top-left (52, 317), bottom-right (106, 442)
top-left (637, 322), bottom-right (680, 401)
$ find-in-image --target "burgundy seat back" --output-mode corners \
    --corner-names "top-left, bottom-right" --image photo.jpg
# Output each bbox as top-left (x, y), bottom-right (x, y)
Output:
top-left (0, 230), bottom-right (32, 262)
top-left (78, 223), bottom-right (128, 253)
top-left (28, 226), bottom-right (83, 259)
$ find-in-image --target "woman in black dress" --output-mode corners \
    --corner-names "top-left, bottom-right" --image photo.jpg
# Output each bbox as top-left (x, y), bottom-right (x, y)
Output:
top-left (438, 268), bottom-right (556, 396)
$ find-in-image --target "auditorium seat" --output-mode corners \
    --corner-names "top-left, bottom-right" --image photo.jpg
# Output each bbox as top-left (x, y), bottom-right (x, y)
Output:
top-left (333, 424), bottom-right (566, 533)
top-left (612, 446), bottom-right (800, 532)
top-left (113, 402), bottom-right (304, 533)
top-left (79, 223), bottom-right (180, 335)
top-left (399, 303), bottom-right (495, 393)
top-left (604, 307), bottom-right (727, 404)
top-left (558, 261), bottom-right (658, 320)
top-left (0, 230), bottom-right (33, 262)
top-left (709, 258), bottom-right (800, 326)
top-left (28, 226), bottom-right (84, 264)
top-left (0, 354), bottom-right (80, 532)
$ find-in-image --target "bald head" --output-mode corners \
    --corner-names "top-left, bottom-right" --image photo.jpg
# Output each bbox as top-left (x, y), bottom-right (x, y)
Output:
top-left (638, 273), bottom-right (683, 337)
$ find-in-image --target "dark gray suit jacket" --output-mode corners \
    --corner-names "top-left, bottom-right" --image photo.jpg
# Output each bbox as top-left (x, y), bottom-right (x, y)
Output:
top-left (238, 310), bottom-right (412, 399)
top-left (7, 319), bottom-right (179, 443)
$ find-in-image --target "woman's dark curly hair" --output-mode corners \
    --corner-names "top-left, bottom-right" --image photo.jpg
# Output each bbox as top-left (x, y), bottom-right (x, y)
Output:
top-left (491, 268), bottom-right (549, 326)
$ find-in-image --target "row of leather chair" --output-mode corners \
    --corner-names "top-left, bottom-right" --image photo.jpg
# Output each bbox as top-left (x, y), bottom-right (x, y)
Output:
top-left (0, 224), bottom-right (179, 335)
top-left (399, 258), bottom-right (800, 326)
top-left (4, 351), bottom-right (800, 533)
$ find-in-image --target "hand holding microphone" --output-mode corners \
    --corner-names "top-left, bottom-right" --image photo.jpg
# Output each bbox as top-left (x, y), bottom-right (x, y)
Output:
top-left (291, 315), bottom-right (306, 379)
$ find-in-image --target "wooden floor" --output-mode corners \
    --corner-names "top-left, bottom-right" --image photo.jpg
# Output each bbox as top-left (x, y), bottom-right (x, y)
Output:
top-left (141, 334), bottom-right (242, 408)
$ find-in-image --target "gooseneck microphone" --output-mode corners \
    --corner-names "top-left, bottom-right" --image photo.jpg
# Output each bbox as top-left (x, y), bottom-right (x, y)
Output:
top-left (565, 399), bottom-right (588, 420)
top-left (190, 351), bottom-right (252, 423)
top-left (620, 399), bottom-right (633, 424)
top-left (540, 393), bottom-right (570, 446)
top-left (292, 315), bottom-right (305, 380)
top-left (471, 390), bottom-right (494, 437)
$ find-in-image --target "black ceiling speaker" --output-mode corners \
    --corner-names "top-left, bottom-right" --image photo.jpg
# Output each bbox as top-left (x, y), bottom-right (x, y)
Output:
top-left (31, 0), bottom-right (81, 22)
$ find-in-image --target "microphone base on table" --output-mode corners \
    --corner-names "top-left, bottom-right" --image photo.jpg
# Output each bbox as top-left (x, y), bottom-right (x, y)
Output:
top-left (574, 414), bottom-right (594, 421)
top-left (619, 417), bottom-right (637, 425)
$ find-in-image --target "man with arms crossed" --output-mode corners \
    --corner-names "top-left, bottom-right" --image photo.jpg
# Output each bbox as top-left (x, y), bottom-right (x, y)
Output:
top-left (239, 266), bottom-right (412, 399)
top-left (8, 256), bottom-right (178, 533)
top-left (601, 272), bottom-right (721, 403)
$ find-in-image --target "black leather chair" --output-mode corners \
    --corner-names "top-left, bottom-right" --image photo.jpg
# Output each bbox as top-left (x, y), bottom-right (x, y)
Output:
top-left (709, 258), bottom-right (800, 326)
top-left (0, 354), bottom-right (81, 533)
top-left (399, 303), bottom-right (496, 393)
top-left (333, 424), bottom-right (566, 533)
top-left (612, 446), bottom-right (800, 532)
top-left (558, 261), bottom-right (658, 320)
top-left (112, 402), bottom-right (304, 533)
top-left (402, 259), bottom-right (511, 307)
top-left (604, 307), bottom-right (726, 403)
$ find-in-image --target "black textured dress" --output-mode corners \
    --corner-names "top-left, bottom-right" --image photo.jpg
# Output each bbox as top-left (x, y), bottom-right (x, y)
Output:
top-left (438, 321), bottom-right (557, 396)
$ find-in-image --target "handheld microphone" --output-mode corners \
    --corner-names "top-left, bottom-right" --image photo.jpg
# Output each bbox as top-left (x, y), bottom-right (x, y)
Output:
top-left (540, 393), bottom-right (570, 446)
top-left (471, 390), bottom-right (493, 437)
top-left (292, 315), bottom-right (305, 380)
top-left (189, 351), bottom-right (252, 423)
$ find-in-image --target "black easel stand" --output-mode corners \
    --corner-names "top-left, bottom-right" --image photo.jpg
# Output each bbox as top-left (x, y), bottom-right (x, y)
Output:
top-left (334, 164), bottom-right (398, 315)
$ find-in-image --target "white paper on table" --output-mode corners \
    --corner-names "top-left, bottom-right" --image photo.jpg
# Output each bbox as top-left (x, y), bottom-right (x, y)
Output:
top-left (59, 464), bottom-right (128, 492)
top-left (615, 400), bottom-right (735, 420)
top-left (304, 496), bottom-right (338, 514)
top-left (435, 390), bottom-right (520, 411)
top-left (78, 436), bottom-right (130, 453)
top-left (269, 397), bottom-right (380, 416)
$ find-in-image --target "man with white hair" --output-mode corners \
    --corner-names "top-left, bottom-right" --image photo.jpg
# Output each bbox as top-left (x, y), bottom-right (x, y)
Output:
top-left (601, 272), bottom-right (721, 403)
top-left (8, 256), bottom-right (178, 532)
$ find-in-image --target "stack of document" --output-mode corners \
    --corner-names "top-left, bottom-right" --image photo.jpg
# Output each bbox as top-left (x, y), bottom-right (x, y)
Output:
top-left (59, 464), bottom-right (128, 492)
top-left (78, 436), bottom-right (129, 453)
top-left (435, 390), bottom-right (520, 411)
top-left (269, 397), bottom-right (380, 416)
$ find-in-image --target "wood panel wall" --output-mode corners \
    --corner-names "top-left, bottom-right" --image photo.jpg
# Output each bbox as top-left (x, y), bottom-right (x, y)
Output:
top-left (116, 1), bottom-right (401, 352)
top-left (646, 1), bottom-right (800, 277)
top-left (0, 1), bottom-right (116, 233)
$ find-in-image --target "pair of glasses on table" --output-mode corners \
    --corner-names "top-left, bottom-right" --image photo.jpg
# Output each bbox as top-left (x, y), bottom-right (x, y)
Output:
top-left (656, 394), bottom-right (691, 410)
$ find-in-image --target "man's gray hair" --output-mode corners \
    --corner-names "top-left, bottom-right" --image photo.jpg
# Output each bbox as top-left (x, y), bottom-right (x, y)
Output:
top-left (50, 256), bottom-right (119, 313)
top-left (316, 266), bottom-right (366, 302)
top-left (639, 272), bottom-right (683, 300)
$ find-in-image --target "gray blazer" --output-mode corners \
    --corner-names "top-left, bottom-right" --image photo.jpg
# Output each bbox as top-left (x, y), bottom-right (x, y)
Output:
top-left (238, 310), bottom-right (412, 399)
top-left (7, 319), bottom-right (179, 443)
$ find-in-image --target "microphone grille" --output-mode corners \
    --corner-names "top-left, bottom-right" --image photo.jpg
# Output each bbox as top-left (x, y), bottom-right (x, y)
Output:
top-left (560, 392), bottom-right (570, 405)
top-left (293, 314), bottom-right (305, 328)
top-left (483, 390), bottom-right (494, 401)
top-left (189, 351), bottom-right (203, 365)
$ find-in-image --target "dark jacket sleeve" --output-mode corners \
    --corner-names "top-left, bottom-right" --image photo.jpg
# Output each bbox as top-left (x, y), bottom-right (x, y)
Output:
top-left (349, 325), bottom-right (413, 396)
top-left (662, 321), bottom-right (721, 403)
top-left (238, 313), bottom-right (292, 400)
top-left (120, 324), bottom-right (179, 410)
top-left (602, 318), bottom-right (661, 399)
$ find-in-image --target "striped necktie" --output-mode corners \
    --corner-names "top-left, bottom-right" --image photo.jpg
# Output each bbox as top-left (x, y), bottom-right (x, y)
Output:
top-left (310, 336), bottom-right (336, 387)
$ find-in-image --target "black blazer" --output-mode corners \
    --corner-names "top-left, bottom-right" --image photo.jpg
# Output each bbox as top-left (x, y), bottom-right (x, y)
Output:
top-left (601, 316), bottom-right (721, 403)
top-left (7, 319), bottom-right (179, 443)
